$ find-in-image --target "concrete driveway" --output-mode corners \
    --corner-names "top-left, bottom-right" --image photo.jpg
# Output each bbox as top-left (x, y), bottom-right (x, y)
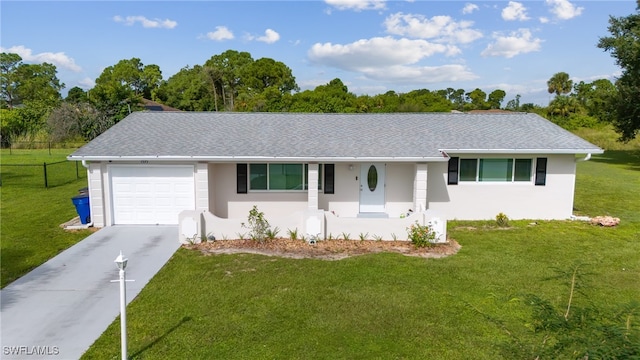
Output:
top-left (1, 225), bottom-right (181, 359)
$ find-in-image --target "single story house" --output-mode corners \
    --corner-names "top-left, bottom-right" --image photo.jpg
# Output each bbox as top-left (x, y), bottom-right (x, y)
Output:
top-left (67, 112), bottom-right (603, 242)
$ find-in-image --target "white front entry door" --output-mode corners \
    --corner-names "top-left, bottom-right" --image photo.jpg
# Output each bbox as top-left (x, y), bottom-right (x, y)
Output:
top-left (359, 163), bottom-right (385, 213)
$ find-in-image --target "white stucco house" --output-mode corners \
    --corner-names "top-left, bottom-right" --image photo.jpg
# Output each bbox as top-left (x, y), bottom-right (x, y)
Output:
top-left (67, 112), bottom-right (603, 243)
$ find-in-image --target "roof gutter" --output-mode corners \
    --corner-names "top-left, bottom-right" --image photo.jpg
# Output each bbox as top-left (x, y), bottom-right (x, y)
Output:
top-left (67, 155), bottom-right (450, 163)
top-left (440, 148), bottom-right (605, 155)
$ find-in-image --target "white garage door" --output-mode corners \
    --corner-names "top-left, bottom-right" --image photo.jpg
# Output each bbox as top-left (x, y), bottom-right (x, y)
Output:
top-left (110, 166), bottom-right (195, 225)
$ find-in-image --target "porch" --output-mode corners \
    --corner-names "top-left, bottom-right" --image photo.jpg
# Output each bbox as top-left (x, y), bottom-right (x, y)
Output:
top-left (179, 161), bottom-right (445, 244)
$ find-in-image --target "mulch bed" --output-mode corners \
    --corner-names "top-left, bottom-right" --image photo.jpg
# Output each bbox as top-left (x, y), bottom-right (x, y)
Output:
top-left (187, 238), bottom-right (461, 260)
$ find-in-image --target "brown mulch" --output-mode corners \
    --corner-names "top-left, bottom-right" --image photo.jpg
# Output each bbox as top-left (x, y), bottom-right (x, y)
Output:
top-left (187, 238), bottom-right (461, 260)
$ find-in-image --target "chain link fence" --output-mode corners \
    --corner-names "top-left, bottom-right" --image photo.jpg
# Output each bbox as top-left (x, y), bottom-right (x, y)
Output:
top-left (1, 142), bottom-right (87, 188)
top-left (1, 160), bottom-right (86, 188)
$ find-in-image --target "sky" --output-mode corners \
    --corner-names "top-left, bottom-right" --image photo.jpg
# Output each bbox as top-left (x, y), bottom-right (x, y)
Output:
top-left (1, 0), bottom-right (637, 106)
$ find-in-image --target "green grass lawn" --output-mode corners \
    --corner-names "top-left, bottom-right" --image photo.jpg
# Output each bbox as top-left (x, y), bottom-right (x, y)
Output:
top-left (1, 148), bottom-right (93, 287)
top-left (81, 149), bottom-right (640, 359)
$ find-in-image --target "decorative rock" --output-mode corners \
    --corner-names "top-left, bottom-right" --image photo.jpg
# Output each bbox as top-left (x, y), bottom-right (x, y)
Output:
top-left (590, 216), bottom-right (621, 227)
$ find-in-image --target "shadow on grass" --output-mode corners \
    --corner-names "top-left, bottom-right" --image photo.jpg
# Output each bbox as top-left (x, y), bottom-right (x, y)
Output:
top-left (130, 316), bottom-right (192, 358)
top-left (590, 150), bottom-right (640, 171)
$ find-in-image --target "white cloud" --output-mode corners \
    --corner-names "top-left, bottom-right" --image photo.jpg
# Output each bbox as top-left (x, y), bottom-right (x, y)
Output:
top-left (206, 26), bottom-right (234, 41)
top-left (78, 77), bottom-right (95, 89)
top-left (481, 29), bottom-right (542, 58)
top-left (484, 82), bottom-right (530, 95)
top-left (324, 0), bottom-right (386, 11)
top-left (384, 13), bottom-right (483, 44)
top-left (309, 37), bottom-right (457, 69)
top-left (0, 45), bottom-right (82, 72)
top-left (545, 0), bottom-right (583, 20)
top-left (253, 29), bottom-right (280, 44)
top-left (539, 17), bottom-right (550, 24)
top-left (113, 15), bottom-right (177, 29)
top-left (462, 3), bottom-right (479, 15)
top-left (363, 64), bottom-right (477, 83)
top-left (502, 2), bottom-right (530, 21)
top-left (308, 37), bottom-right (477, 84)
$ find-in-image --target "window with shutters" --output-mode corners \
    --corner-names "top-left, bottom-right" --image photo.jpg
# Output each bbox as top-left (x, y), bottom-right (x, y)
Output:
top-left (453, 158), bottom-right (536, 183)
top-left (244, 163), bottom-right (327, 191)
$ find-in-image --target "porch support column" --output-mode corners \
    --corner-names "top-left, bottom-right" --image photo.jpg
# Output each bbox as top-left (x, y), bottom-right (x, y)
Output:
top-left (413, 163), bottom-right (428, 212)
top-left (304, 163), bottom-right (324, 239)
top-left (307, 163), bottom-right (319, 210)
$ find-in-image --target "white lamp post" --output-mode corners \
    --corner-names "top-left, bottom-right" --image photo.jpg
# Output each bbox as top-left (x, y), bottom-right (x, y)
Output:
top-left (114, 251), bottom-right (128, 360)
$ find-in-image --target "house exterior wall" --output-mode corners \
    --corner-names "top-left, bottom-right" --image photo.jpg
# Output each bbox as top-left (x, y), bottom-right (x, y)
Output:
top-left (207, 163), bottom-right (217, 215)
top-left (210, 163), bottom-right (308, 219)
top-left (319, 163), bottom-right (358, 217)
top-left (383, 163), bottom-right (415, 217)
top-left (88, 154), bottom-right (578, 229)
top-left (87, 162), bottom-right (105, 227)
top-left (427, 154), bottom-right (577, 220)
top-left (208, 162), bottom-right (415, 220)
top-left (318, 163), bottom-right (414, 218)
top-left (195, 163), bottom-right (209, 212)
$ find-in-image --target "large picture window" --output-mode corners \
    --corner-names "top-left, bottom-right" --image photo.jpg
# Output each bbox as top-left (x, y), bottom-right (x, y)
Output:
top-left (248, 163), bottom-right (323, 191)
top-left (479, 159), bottom-right (513, 181)
top-left (269, 164), bottom-right (303, 190)
top-left (459, 158), bottom-right (533, 182)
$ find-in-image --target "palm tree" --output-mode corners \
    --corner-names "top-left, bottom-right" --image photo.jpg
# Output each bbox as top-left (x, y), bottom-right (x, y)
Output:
top-left (548, 95), bottom-right (579, 117)
top-left (547, 72), bottom-right (573, 96)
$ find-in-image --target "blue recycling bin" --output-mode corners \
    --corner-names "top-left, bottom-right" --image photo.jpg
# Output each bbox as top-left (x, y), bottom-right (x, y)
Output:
top-left (71, 194), bottom-right (91, 224)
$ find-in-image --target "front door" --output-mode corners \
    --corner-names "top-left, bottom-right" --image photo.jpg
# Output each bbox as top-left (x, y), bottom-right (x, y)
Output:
top-left (359, 163), bottom-right (385, 213)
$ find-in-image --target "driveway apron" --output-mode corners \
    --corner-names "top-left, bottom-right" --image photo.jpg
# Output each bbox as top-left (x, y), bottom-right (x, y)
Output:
top-left (1, 225), bottom-right (180, 359)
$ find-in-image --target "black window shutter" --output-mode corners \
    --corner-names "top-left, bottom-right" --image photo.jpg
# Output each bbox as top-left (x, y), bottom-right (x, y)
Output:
top-left (237, 163), bottom-right (248, 194)
top-left (324, 164), bottom-right (335, 194)
top-left (535, 158), bottom-right (547, 186)
top-left (448, 157), bottom-right (459, 185)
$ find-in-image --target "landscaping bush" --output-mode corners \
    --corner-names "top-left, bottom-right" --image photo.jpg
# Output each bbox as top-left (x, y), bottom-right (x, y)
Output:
top-left (241, 205), bottom-right (271, 243)
top-left (407, 221), bottom-right (435, 248)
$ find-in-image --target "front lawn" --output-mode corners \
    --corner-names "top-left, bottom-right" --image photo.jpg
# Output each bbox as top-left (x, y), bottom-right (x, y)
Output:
top-left (82, 150), bottom-right (640, 359)
top-left (0, 148), bottom-right (93, 288)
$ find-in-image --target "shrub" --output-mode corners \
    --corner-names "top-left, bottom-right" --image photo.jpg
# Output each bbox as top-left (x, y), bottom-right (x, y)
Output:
top-left (407, 221), bottom-right (435, 248)
top-left (241, 205), bottom-right (271, 243)
top-left (496, 212), bottom-right (510, 227)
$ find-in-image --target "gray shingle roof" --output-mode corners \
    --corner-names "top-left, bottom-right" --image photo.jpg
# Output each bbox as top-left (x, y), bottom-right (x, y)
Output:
top-left (68, 112), bottom-right (603, 161)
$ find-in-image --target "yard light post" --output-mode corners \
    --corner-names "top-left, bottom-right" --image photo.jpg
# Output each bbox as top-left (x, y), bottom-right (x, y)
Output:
top-left (114, 251), bottom-right (129, 360)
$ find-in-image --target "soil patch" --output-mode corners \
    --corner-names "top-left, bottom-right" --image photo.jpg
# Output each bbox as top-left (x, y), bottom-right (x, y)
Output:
top-left (188, 238), bottom-right (461, 260)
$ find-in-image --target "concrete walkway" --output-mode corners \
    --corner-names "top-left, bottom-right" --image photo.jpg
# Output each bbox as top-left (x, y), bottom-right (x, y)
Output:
top-left (1, 226), bottom-right (180, 359)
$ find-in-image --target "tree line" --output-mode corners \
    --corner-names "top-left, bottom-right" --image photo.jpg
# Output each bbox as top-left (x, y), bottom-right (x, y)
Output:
top-left (1, 2), bottom-right (638, 145)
